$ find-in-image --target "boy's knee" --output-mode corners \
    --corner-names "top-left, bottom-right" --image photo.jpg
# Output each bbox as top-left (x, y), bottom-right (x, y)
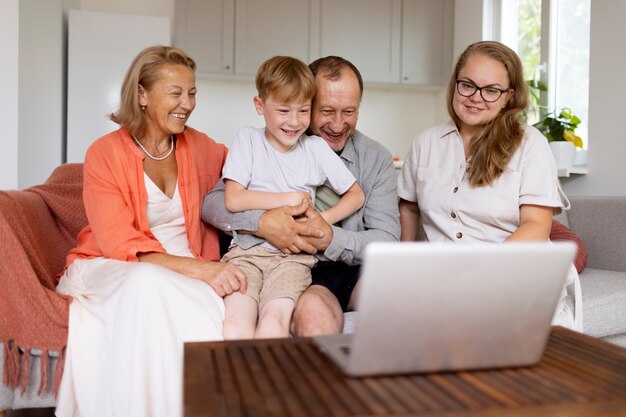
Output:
top-left (223, 316), bottom-right (255, 340)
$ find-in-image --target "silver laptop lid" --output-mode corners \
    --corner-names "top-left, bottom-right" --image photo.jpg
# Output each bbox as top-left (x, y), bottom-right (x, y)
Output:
top-left (343, 241), bottom-right (576, 376)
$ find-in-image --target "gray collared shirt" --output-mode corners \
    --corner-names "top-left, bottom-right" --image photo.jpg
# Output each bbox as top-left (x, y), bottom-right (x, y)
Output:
top-left (202, 129), bottom-right (400, 265)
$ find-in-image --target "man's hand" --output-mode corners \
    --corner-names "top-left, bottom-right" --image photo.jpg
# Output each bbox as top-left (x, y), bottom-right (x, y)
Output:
top-left (257, 199), bottom-right (325, 254)
top-left (299, 205), bottom-right (333, 252)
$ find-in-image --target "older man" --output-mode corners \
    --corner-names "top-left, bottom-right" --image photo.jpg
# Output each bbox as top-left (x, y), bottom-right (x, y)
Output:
top-left (202, 56), bottom-right (399, 335)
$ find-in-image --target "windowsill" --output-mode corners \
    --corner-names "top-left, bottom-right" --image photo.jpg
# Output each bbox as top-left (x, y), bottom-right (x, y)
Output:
top-left (558, 165), bottom-right (588, 178)
top-left (394, 160), bottom-right (588, 178)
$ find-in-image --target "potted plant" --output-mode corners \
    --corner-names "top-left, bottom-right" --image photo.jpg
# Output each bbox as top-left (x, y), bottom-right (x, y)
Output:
top-left (527, 80), bottom-right (584, 169)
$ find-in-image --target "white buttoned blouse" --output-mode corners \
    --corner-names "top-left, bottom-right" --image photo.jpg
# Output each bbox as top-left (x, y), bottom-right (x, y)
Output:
top-left (398, 122), bottom-right (568, 243)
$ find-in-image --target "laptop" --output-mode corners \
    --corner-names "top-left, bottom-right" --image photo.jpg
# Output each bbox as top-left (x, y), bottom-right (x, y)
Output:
top-left (313, 241), bottom-right (577, 376)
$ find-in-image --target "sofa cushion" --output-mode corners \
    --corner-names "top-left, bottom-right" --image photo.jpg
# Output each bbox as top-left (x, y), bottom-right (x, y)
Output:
top-left (343, 311), bottom-right (358, 334)
top-left (579, 268), bottom-right (626, 338)
top-left (602, 333), bottom-right (626, 348)
top-left (567, 196), bottom-right (626, 272)
top-left (550, 220), bottom-right (588, 273)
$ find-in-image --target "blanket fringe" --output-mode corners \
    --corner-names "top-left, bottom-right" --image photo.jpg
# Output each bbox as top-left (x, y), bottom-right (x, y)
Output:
top-left (53, 347), bottom-right (66, 396)
top-left (38, 350), bottom-right (49, 396)
top-left (2, 341), bottom-right (65, 397)
top-left (18, 349), bottom-right (30, 393)
top-left (3, 341), bottom-right (20, 387)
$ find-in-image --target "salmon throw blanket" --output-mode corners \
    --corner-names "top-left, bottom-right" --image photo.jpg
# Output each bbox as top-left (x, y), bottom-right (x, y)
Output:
top-left (0, 163), bottom-right (86, 394)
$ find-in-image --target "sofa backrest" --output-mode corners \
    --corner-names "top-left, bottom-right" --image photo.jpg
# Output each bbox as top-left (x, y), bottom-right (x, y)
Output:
top-left (0, 163), bottom-right (87, 288)
top-left (566, 196), bottom-right (626, 272)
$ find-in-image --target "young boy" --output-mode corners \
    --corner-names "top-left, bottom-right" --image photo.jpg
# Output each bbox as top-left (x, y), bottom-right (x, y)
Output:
top-left (221, 56), bottom-right (365, 339)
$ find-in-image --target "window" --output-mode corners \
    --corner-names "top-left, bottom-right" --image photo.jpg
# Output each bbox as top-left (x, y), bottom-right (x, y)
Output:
top-left (489, 0), bottom-right (590, 148)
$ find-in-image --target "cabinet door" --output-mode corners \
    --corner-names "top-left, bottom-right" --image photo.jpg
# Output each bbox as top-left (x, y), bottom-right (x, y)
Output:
top-left (401, 0), bottom-right (453, 86)
top-left (235, 0), bottom-right (319, 76)
top-left (174, 0), bottom-right (234, 75)
top-left (319, 0), bottom-right (401, 84)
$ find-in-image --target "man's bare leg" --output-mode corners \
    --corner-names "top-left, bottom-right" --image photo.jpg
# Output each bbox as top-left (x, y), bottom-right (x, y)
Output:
top-left (292, 285), bottom-right (344, 336)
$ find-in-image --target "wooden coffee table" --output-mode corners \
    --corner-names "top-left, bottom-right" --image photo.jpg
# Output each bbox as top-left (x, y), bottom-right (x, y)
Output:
top-left (184, 327), bottom-right (626, 416)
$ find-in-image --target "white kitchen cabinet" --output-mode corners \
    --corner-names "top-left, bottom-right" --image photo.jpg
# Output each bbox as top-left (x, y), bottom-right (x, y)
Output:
top-left (173, 0), bottom-right (452, 86)
top-left (319, 0), bottom-right (401, 84)
top-left (174, 0), bottom-right (234, 75)
top-left (234, 0), bottom-right (320, 76)
top-left (401, 0), bottom-right (453, 86)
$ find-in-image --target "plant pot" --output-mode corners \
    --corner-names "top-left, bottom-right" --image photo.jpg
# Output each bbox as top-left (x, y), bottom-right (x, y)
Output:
top-left (549, 141), bottom-right (576, 170)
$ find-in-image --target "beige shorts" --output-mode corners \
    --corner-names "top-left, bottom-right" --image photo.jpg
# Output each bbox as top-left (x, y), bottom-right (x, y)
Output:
top-left (221, 245), bottom-right (317, 309)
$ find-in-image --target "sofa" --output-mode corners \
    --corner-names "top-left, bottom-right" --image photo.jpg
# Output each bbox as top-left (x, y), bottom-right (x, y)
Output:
top-left (1, 164), bottom-right (625, 412)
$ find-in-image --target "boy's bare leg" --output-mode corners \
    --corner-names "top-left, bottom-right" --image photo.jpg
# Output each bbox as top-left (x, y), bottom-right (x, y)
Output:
top-left (255, 298), bottom-right (295, 339)
top-left (223, 292), bottom-right (258, 340)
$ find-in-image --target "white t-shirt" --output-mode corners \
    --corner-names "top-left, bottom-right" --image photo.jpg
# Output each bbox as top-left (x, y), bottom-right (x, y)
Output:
top-left (223, 126), bottom-right (356, 200)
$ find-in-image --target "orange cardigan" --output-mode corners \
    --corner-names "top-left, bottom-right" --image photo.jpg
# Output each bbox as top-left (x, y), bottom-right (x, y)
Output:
top-left (66, 127), bottom-right (227, 267)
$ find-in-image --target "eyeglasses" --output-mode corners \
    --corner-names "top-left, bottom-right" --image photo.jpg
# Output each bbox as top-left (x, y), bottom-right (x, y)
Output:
top-left (455, 80), bottom-right (509, 103)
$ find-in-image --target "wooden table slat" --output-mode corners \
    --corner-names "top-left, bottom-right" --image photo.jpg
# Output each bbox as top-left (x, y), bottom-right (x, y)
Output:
top-left (483, 368), bottom-right (549, 405)
top-left (268, 343), bottom-right (332, 417)
top-left (283, 343), bottom-right (353, 416)
top-left (411, 376), bottom-right (466, 411)
top-left (214, 348), bottom-right (245, 417)
top-left (537, 361), bottom-right (611, 401)
top-left (456, 372), bottom-right (522, 408)
top-left (516, 366), bottom-right (584, 402)
top-left (227, 346), bottom-right (271, 417)
top-left (393, 376), bottom-right (447, 412)
top-left (362, 378), bottom-right (412, 414)
top-left (543, 349), bottom-right (626, 397)
top-left (548, 337), bottom-right (626, 381)
top-left (298, 344), bottom-right (373, 415)
top-left (256, 344), bottom-right (311, 417)
top-left (428, 373), bottom-right (502, 410)
top-left (184, 327), bottom-right (626, 417)
top-left (240, 345), bottom-right (290, 417)
top-left (376, 377), bottom-right (430, 413)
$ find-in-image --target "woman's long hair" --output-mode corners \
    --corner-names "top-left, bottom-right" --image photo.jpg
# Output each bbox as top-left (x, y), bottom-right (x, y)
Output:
top-left (446, 41), bottom-right (528, 186)
top-left (110, 46), bottom-right (196, 138)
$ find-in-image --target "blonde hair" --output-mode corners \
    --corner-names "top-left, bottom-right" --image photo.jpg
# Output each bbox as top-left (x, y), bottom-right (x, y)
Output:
top-left (446, 41), bottom-right (529, 186)
top-left (110, 45), bottom-right (196, 138)
top-left (255, 56), bottom-right (316, 103)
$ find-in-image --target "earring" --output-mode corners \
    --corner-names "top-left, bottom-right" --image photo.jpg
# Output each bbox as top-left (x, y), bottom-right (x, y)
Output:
top-left (141, 105), bottom-right (146, 111)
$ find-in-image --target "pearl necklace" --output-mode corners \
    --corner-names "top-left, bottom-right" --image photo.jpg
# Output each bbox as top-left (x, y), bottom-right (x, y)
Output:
top-left (132, 134), bottom-right (174, 161)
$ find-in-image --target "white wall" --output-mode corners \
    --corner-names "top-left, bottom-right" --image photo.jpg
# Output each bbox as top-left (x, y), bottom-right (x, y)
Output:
top-left (78, 0), bottom-right (175, 36)
top-left (66, 11), bottom-right (171, 163)
top-left (8, 0), bottom-right (624, 195)
top-left (560, 1), bottom-right (626, 196)
top-left (18, 0), bottom-right (65, 189)
top-left (453, 0), bottom-right (483, 60)
top-left (68, 0), bottom-right (446, 162)
top-left (0, 0), bottom-right (19, 189)
top-left (189, 79), bottom-right (443, 160)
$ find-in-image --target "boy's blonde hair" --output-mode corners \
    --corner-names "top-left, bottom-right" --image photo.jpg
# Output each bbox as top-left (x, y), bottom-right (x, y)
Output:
top-left (255, 56), bottom-right (316, 103)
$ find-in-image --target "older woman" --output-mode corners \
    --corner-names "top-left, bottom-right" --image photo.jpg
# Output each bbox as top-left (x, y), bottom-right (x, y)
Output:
top-left (56, 46), bottom-right (245, 417)
top-left (397, 41), bottom-right (582, 331)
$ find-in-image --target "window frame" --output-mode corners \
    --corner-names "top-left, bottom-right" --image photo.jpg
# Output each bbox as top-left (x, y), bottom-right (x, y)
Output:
top-left (487, 0), bottom-right (589, 141)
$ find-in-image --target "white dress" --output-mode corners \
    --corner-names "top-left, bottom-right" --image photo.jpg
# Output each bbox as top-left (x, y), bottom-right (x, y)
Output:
top-left (55, 174), bottom-right (225, 417)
